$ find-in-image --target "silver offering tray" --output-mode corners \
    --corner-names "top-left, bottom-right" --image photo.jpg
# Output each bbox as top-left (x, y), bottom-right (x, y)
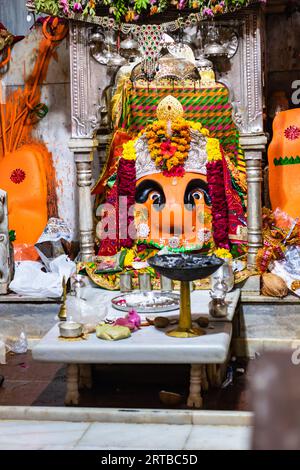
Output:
top-left (111, 291), bottom-right (180, 313)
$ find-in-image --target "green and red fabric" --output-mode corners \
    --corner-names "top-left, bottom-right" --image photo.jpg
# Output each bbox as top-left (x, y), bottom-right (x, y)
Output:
top-left (122, 84), bottom-right (241, 166)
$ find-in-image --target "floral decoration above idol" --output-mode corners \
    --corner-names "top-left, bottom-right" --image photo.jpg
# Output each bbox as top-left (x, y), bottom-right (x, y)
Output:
top-left (30, 1), bottom-right (251, 24)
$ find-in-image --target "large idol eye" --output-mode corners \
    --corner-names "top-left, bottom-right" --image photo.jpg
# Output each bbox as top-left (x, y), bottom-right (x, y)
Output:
top-left (150, 191), bottom-right (161, 204)
top-left (191, 190), bottom-right (203, 201)
top-left (136, 179), bottom-right (166, 211)
top-left (184, 179), bottom-right (211, 210)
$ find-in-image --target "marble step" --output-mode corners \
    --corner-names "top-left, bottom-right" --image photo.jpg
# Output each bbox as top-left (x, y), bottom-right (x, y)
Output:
top-left (0, 407), bottom-right (252, 450)
top-left (0, 419), bottom-right (252, 450)
top-left (0, 405), bottom-right (252, 425)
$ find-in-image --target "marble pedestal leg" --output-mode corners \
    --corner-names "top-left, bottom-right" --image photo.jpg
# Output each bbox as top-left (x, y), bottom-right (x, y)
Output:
top-left (187, 364), bottom-right (203, 408)
top-left (79, 364), bottom-right (93, 390)
top-left (65, 364), bottom-right (79, 406)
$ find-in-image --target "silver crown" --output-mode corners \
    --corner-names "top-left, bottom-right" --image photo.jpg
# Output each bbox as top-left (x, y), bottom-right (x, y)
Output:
top-left (135, 129), bottom-right (208, 181)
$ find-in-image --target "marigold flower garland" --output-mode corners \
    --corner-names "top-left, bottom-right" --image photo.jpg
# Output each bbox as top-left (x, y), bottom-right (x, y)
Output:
top-left (124, 118), bottom-right (210, 177)
top-left (214, 248), bottom-right (232, 259)
top-left (146, 119), bottom-right (191, 177)
top-left (122, 139), bottom-right (137, 161)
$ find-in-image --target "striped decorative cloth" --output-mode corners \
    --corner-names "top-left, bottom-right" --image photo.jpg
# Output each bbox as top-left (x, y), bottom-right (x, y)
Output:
top-left (122, 85), bottom-right (245, 170)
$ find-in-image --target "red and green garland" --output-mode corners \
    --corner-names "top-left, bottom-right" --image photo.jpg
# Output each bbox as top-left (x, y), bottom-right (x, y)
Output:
top-left (117, 157), bottom-right (136, 248)
top-left (206, 150), bottom-right (230, 249)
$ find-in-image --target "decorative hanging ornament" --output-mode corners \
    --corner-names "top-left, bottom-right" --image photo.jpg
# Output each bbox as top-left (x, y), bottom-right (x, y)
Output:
top-left (168, 236), bottom-right (180, 249)
top-left (135, 25), bottom-right (163, 81)
top-left (137, 223), bottom-right (150, 238)
top-left (10, 168), bottom-right (26, 184)
top-left (284, 125), bottom-right (300, 141)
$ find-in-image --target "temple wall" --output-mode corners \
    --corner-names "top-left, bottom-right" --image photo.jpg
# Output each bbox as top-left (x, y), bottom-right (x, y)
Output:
top-left (0, 0), bottom-right (30, 36)
top-left (266, 10), bottom-right (300, 108)
top-left (2, 28), bottom-right (79, 239)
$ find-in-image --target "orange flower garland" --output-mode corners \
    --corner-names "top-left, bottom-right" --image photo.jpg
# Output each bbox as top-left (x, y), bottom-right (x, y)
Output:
top-left (145, 119), bottom-right (191, 177)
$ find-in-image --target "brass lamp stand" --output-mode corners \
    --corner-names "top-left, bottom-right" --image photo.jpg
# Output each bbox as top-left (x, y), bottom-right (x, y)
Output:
top-left (167, 281), bottom-right (205, 338)
top-left (148, 253), bottom-right (224, 339)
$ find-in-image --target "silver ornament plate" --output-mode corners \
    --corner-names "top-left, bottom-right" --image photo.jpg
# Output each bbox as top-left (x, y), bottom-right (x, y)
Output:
top-left (111, 291), bottom-right (180, 313)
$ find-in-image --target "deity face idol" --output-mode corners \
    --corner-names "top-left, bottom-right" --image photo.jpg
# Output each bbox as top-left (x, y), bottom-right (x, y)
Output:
top-left (135, 172), bottom-right (212, 250)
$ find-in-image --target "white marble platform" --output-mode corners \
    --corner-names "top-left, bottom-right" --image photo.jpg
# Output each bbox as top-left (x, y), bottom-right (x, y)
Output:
top-left (32, 321), bottom-right (232, 365)
top-left (81, 286), bottom-right (241, 323)
top-left (31, 288), bottom-right (238, 408)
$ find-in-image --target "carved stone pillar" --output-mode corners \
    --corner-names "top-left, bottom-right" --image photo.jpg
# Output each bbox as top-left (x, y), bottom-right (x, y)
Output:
top-left (69, 22), bottom-right (103, 261)
top-left (0, 189), bottom-right (13, 294)
top-left (69, 138), bottom-right (98, 261)
top-left (219, 7), bottom-right (267, 271)
top-left (240, 134), bottom-right (267, 269)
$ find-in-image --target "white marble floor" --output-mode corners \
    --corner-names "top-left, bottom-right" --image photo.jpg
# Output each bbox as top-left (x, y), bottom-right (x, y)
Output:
top-left (0, 420), bottom-right (252, 450)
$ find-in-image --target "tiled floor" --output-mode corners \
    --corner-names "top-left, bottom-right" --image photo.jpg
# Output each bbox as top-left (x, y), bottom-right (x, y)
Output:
top-left (0, 352), bottom-right (251, 410)
top-left (0, 420), bottom-right (251, 450)
top-left (0, 353), bottom-right (252, 450)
